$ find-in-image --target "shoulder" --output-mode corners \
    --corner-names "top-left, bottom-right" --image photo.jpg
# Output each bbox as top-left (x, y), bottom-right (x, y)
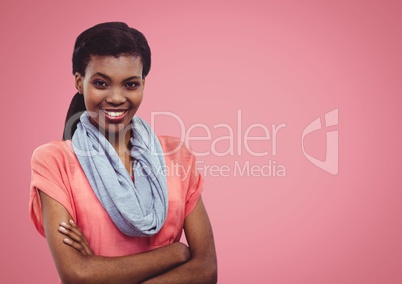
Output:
top-left (32, 140), bottom-right (75, 166)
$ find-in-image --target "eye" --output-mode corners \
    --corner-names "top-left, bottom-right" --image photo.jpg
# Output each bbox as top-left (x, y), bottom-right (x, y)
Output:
top-left (93, 80), bottom-right (107, 88)
top-left (125, 82), bottom-right (140, 89)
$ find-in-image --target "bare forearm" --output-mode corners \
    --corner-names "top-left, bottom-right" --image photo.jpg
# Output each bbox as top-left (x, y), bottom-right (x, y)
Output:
top-left (60, 242), bottom-right (190, 284)
top-left (142, 256), bottom-right (217, 284)
top-left (143, 198), bottom-right (218, 284)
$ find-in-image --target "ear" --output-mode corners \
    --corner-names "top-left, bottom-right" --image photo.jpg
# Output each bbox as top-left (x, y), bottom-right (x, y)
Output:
top-left (75, 72), bottom-right (84, 94)
top-left (142, 78), bottom-right (146, 89)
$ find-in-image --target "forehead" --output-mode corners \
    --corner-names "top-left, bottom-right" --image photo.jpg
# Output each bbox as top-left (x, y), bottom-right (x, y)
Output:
top-left (85, 55), bottom-right (143, 77)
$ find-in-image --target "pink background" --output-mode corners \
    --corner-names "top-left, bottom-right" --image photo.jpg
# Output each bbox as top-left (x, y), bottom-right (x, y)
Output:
top-left (2, 0), bottom-right (402, 283)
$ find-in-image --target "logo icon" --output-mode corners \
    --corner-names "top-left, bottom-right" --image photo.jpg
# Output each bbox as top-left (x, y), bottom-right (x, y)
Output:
top-left (302, 108), bottom-right (339, 175)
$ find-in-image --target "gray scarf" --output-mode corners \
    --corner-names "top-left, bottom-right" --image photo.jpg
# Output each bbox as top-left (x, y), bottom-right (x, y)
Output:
top-left (72, 111), bottom-right (168, 237)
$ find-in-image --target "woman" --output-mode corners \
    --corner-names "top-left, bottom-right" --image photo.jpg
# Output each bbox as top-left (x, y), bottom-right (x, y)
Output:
top-left (29, 22), bottom-right (217, 283)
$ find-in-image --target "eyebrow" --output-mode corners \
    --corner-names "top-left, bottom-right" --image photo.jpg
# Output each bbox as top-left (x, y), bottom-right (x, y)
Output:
top-left (90, 72), bottom-right (142, 82)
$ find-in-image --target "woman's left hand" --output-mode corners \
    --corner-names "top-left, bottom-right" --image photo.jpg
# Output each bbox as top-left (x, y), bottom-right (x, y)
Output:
top-left (58, 219), bottom-right (94, 256)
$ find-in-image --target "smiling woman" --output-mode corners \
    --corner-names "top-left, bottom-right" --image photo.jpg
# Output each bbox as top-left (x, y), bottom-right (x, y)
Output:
top-left (29, 22), bottom-right (217, 284)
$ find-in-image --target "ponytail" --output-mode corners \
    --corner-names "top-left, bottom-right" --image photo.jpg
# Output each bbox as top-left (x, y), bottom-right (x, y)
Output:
top-left (62, 93), bottom-right (86, 140)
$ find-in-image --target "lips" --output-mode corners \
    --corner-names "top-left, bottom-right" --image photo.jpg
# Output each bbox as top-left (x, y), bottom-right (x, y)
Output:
top-left (102, 109), bottom-right (128, 122)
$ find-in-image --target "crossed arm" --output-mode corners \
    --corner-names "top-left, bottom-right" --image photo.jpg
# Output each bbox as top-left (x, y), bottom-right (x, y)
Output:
top-left (39, 190), bottom-right (217, 284)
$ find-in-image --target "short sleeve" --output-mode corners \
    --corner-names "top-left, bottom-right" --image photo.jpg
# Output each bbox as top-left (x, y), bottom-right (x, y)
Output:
top-left (184, 150), bottom-right (204, 217)
top-left (29, 143), bottom-right (76, 237)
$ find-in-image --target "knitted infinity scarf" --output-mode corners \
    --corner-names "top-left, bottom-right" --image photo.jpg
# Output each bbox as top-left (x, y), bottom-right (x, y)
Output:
top-left (72, 111), bottom-right (168, 237)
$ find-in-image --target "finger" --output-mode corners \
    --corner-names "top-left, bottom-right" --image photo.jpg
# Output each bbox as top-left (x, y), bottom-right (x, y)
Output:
top-left (59, 220), bottom-right (94, 256)
top-left (63, 238), bottom-right (89, 256)
top-left (65, 220), bottom-right (84, 237)
top-left (69, 219), bottom-right (92, 253)
top-left (59, 221), bottom-right (72, 230)
top-left (60, 220), bottom-right (82, 234)
top-left (58, 226), bottom-right (83, 243)
top-left (63, 237), bottom-right (87, 255)
top-left (62, 233), bottom-right (92, 256)
top-left (59, 221), bottom-right (86, 243)
top-left (68, 220), bottom-right (94, 255)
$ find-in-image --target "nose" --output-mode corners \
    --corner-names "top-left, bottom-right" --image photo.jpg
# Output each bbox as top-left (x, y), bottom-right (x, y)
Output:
top-left (106, 87), bottom-right (126, 105)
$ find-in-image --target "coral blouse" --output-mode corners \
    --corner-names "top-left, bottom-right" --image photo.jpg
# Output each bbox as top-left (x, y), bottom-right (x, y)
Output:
top-left (29, 136), bottom-right (203, 256)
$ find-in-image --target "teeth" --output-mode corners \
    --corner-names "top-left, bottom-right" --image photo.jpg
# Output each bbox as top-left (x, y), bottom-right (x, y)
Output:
top-left (104, 110), bottom-right (125, 117)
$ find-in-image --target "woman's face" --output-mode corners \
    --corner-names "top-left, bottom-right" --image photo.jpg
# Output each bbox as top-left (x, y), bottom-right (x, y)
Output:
top-left (75, 55), bottom-right (144, 136)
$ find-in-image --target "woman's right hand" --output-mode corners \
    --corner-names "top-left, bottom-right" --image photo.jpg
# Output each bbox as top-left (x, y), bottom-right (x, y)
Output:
top-left (59, 219), bottom-right (94, 256)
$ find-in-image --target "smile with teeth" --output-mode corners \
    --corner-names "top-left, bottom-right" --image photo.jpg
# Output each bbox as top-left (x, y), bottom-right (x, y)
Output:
top-left (103, 110), bottom-right (126, 117)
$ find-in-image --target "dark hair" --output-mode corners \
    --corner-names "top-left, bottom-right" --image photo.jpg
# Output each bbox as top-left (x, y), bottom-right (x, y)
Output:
top-left (62, 22), bottom-right (151, 140)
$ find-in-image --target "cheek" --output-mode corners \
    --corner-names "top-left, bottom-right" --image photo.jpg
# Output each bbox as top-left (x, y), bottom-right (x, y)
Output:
top-left (136, 92), bottom-right (144, 104)
top-left (83, 90), bottom-right (103, 108)
top-left (128, 93), bottom-right (144, 109)
top-left (83, 97), bottom-right (95, 111)
top-left (83, 96), bottom-right (102, 120)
